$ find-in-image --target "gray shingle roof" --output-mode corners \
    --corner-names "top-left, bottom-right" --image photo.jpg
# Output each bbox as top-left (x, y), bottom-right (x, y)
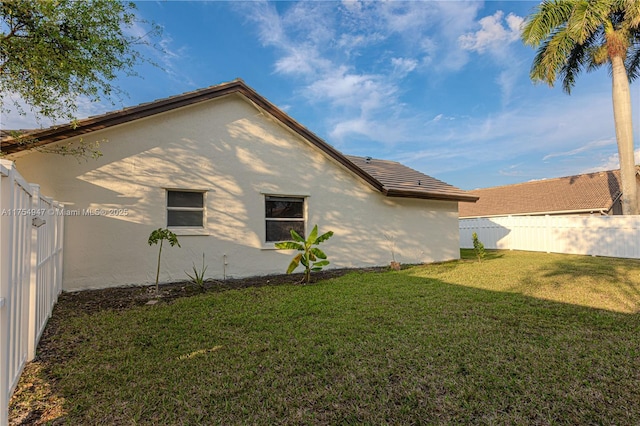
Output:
top-left (347, 156), bottom-right (477, 202)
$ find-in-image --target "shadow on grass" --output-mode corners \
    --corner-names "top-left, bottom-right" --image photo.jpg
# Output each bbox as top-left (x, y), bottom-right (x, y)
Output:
top-left (535, 256), bottom-right (640, 314)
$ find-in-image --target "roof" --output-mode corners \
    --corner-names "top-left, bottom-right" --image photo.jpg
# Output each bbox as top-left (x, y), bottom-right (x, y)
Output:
top-left (347, 156), bottom-right (476, 201)
top-left (458, 169), bottom-right (632, 218)
top-left (0, 79), bottom-right (476, 202)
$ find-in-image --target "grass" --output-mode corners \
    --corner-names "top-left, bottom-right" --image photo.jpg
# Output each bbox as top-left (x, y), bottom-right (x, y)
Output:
top-left (10, 250), bottom-right (640, 425)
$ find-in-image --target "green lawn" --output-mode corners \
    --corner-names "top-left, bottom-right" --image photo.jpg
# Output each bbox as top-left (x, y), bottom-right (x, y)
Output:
top-left (10, 250), bottom-right (640, 425)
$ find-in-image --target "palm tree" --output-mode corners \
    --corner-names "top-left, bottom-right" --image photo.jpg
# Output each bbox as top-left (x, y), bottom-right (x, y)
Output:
top-left (522, 0), bottom-right (640, 215)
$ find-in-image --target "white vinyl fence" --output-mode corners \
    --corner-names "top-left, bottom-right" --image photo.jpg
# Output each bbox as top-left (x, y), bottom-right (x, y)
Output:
top-left (460, 215), bottom-right (640, 259)
top-left (0, 160), bottom-right (63, 425)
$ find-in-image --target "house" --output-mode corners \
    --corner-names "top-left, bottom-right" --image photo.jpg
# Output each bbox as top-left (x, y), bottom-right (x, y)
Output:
top-left (459, 168), bottom-right (640, 219)
top-left (1, 79), bottom-right (477, 291)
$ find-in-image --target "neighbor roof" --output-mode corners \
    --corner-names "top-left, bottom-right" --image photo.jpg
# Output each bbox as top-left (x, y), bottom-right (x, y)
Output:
top-left (0, 79), bottom-right (477, 202)
top-left (458, 169), bottom-right (633, 218)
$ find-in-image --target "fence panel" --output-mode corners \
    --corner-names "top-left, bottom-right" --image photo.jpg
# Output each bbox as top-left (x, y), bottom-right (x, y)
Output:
top-left (0, 162), bottom-right (33, 426)
top-left (0, 160), bottom-right (63, 425)
top-left (28, 189), bottom-right (63, 359)
top-left (460, 215), bottom-right (640, 258)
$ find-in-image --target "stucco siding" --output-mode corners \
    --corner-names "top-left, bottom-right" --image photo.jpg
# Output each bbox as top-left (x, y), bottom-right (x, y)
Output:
top-left (11, 94), bottom-right (459, 291)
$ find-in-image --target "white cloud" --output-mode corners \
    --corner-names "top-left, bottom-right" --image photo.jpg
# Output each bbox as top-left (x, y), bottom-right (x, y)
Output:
top-left (238, 1), bottom-right (487, 147)
top-left (543, 138), bottom-right (616, 161)
top-left (581, 149), bottom-right (640, 172)
top-left (458, 10), bottom-right (527, 105)
top-left (377, 2), bottom-right (439, 34)
top-left (499, 164), bottom-right (526, 177)
top-left (459, 11), bottom-right (524, 56)
top-left (330, 118), bottom-right (369, 140)
top-left (246, 2), bottom-right (286, 48)
top-left (391, 57), bottom-right (418, 77)
top-left (241, 2), bottom-right (334, 79)
top-left (307, 67), bottom-right (390, 108)
top-left (125, 19), bottom-right (193, 86)
top-left (340, 0), bottom-right (363, 14)
top-left (1, 92), bottom-right (111, 130)
top-left (274, 46), bottom-right (330, 76)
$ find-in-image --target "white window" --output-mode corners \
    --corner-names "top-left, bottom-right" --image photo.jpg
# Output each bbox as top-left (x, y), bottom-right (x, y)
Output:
top-left (265, 196), bottom-right (305, 242)
top-left (167, 190), bottom-right (205, 228)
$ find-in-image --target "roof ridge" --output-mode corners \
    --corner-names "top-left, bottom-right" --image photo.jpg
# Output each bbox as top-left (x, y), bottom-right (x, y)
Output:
top-left (471, 168), bottom-right (622, 192)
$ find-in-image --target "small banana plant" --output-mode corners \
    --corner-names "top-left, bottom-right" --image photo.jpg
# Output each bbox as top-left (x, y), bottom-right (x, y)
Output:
top-left (275, 224), bottom-right (334, 284)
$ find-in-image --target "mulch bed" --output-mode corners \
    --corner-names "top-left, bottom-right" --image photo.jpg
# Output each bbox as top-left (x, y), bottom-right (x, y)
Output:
top-left (54, 267), bottom-right (387, 314)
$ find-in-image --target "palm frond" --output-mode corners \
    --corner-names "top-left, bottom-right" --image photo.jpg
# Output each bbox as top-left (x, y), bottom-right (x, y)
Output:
top-left (625, 41), bottom-right (640, 80)
top-left (614, 0), bottom-right (640, 29)
top-left (567, 0), bottom-right (609, 44)
top-left (561, 30), bottom-right (602, 92)
top-left (530, 27), bottom-right (578, 86)
top-left (522, 0), bottom-right (577, 46)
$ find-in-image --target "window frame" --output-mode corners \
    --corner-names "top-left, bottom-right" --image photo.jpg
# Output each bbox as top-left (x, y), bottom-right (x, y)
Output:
top-left (264, 194), bottom-right (307, 245)
top-left (166, 189), bottom-right (208, 235)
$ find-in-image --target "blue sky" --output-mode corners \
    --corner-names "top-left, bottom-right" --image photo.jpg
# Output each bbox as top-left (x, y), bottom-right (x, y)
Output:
top-left (4, 0), bottom-right (640, 190)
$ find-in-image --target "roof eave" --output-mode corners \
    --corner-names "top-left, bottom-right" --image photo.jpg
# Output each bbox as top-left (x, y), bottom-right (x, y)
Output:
top-left (460, 207), bottom-right (612, 219)
top-left (384, 188), bottom-right (479, 202)
top-left (1, 81), bottom-right (248, 154)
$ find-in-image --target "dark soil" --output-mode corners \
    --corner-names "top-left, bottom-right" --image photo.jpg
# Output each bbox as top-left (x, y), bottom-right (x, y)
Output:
top-left (54, 267), bottom-right (387, 315)
top-left (8, 267), bottom-right (388, 425)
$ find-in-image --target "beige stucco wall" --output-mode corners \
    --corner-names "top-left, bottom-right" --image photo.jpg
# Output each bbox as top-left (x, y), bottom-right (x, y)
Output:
top-left (10, 94), bottom-right (460, 291)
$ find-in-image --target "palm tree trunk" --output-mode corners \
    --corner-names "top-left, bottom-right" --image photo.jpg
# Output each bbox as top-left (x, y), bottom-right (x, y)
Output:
top-left (610, 55), bottom-right (639, 215)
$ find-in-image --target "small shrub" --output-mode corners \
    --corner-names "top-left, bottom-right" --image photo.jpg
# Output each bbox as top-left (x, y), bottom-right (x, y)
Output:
top-left (472, 232), bottom-right (485, 262)
top-left (148, 228), bottom-right (181, 296)
top-left (186, 253), bottom-right (208, 291)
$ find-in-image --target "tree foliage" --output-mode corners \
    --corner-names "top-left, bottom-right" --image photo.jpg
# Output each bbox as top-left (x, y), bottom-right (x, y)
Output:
top-left (522, 0), bottom-right (640, 92)
top-left (522, 0), bottom-right (640, 215)
top-left (0, 0), bottom-right (160, 123)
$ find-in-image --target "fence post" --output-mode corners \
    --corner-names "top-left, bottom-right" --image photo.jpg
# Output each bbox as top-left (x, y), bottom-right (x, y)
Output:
top-left (28, 184), bottom-right (40, 361)
top-left (0, 161), bottom-right (10, 426)
top-left (545, 215), bottom-right (551, 253)
top-left (55, 201), bottom-right (64, 299)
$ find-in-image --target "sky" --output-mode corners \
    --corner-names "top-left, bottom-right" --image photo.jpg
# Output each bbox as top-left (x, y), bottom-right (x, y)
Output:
top-left (3, 0), bottom-right (640, 190)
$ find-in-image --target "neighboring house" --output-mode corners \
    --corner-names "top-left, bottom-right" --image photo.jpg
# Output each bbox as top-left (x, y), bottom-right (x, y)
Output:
top-left (1, 79), bottom-right (477, 291)
top-left (459, 168), bottom-right (640, 219)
